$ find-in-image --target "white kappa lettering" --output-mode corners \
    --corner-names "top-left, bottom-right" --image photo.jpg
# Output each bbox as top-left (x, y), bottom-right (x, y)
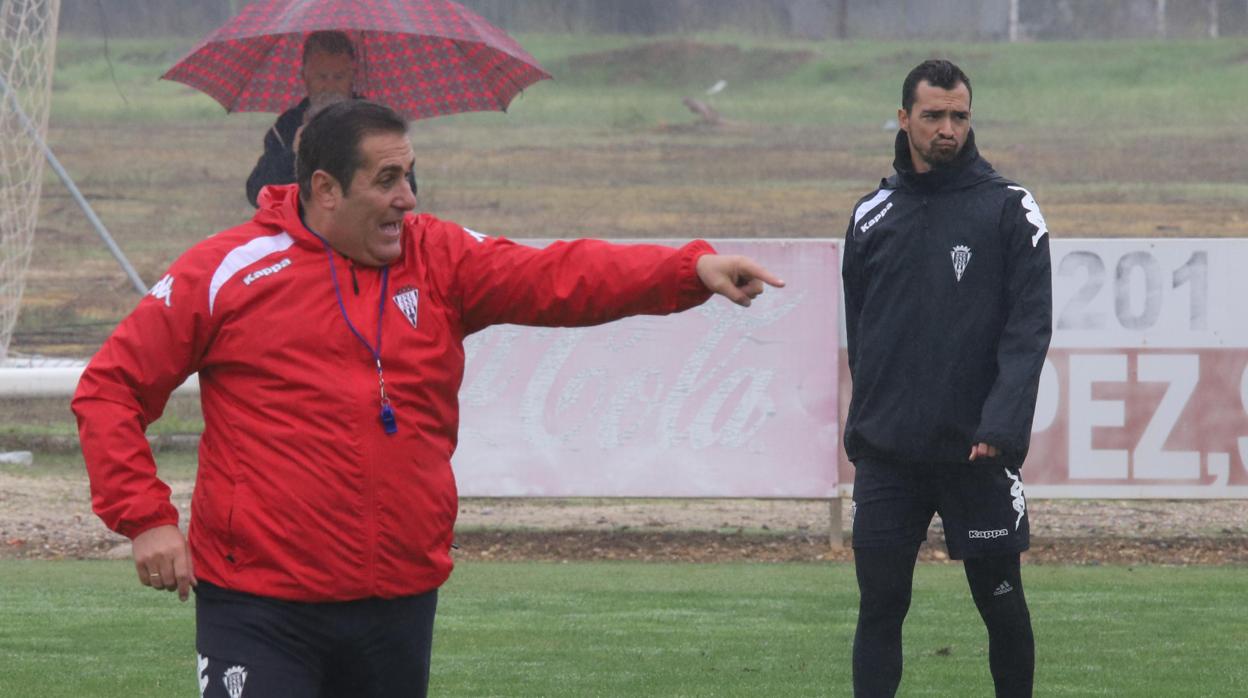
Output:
top-left (859, 201), bottom-right (893, 234)
top-left (968, 528), bottom-right (1009, 540)
top-left (243, 258), bottom-right (291, 285)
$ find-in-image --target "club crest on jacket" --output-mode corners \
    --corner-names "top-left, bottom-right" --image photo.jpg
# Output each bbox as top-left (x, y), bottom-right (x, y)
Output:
top-left (951, 245), bottom-right (972, 282)
top-left (393, 286), bottom-right (419, 328)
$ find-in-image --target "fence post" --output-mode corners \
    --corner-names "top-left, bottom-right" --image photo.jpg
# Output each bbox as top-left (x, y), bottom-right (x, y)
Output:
top-left (829, 498), bottom-right (844, 549)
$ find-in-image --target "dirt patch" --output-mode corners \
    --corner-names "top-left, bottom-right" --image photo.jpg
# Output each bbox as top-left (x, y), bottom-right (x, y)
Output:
top-left (11, 111), bottom-right (1248, 357)
top-left (4, 469), bottom-right (1247, 566)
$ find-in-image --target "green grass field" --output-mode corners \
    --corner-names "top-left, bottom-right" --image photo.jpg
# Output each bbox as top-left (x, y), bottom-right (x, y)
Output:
top-left (1, 560), bottom-right (1244, 697)
top-left (47, 35), bottom-right (1248, 132)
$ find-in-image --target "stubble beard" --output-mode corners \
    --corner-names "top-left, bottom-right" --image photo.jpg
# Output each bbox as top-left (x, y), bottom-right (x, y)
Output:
top-left (920, 139), bottom-right (962, 168)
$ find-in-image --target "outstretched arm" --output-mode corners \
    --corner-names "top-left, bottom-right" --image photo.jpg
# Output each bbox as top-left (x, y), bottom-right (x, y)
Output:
top-left (443, 227), bottom-right (787, 333)
top-left (695, 254), bottom-right (786, 307)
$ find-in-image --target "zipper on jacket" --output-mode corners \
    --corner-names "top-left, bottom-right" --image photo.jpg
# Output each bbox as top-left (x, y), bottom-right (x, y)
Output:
top-left (348, 259), bottom-right (360, 295)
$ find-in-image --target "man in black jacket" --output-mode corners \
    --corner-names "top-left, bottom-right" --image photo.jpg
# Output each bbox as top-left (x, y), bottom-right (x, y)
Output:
top-left (245, 31), bottom-right (357, 208)
top-left (842, 59), bottom-right (1051, 698)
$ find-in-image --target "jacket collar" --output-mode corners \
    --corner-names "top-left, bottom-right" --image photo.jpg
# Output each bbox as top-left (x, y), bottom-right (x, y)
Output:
top-left (252, 183), bottom-right (328, 251)
top-left (886, 128), bottom-right (997, 193)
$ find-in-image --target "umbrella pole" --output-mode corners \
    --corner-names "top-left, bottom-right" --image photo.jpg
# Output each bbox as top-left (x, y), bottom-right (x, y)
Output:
top-left (0, 72), bottom-right (147, 295)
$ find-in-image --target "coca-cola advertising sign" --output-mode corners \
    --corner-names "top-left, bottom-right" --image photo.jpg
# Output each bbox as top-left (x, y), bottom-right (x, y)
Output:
top-left (454, 240), bottom-right (840, 497)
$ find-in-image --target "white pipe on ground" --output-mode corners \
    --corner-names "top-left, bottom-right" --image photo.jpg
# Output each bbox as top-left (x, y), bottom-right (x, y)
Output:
top-left (0, 368), bottom-right (199, 397)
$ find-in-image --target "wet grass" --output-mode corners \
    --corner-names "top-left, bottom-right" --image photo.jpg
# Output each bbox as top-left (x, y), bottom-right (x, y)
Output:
top-left (47, 35), bottom-right (1248, 128)
top-left (0, 560), bottom-right (1244, 697)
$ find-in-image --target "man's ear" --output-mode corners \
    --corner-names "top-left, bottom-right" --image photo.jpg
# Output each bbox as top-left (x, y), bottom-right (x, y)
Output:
top-left (310, 170), bottom-right (341, 211)
top-left (897, 106), bottom-right (909, 132)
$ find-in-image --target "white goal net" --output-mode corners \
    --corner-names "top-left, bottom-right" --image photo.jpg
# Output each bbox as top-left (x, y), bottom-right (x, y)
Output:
top-left (0, 0), bottom-right (60, 363)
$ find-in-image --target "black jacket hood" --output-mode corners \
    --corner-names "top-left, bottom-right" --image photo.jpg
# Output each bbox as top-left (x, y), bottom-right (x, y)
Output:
top-left (885, 129), bottom-right (999, 194)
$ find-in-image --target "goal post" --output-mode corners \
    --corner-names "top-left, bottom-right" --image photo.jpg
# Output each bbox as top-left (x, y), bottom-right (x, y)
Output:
top-left (0, 0), bottom-right (146, 363)
top-left (0, 0), bottom-right (61, 363)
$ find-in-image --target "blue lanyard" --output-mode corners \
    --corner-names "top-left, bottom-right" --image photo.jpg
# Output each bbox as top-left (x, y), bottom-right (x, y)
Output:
top-left (308, 229), bottom-right (398, 435)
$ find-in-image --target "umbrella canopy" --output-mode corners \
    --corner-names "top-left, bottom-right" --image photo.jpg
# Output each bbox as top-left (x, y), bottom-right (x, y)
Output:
top-left (162, 0), bottom-right (550, 120)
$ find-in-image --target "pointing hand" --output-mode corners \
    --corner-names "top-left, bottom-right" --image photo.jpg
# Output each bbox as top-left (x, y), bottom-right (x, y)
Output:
top-left (696, 254), bottom-right (786, 307)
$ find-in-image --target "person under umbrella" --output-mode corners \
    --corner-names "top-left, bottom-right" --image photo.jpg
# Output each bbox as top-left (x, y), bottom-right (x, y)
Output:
top-left (245, 31), bottom-right (416, 207)
top-left (244, 31), bottom-right (353, 207)
top-left (162, 0), bottom-right (552, 208)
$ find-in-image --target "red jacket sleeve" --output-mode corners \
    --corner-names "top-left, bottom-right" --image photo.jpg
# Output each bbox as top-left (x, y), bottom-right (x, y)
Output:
top-left (71, 249), bottom-right (216, 540)
top-left (429, 222), bottom-right (715, 335)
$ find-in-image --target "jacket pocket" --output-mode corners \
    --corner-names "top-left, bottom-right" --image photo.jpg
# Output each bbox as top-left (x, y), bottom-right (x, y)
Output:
top-left (224, 477), bottom-right (248, 568)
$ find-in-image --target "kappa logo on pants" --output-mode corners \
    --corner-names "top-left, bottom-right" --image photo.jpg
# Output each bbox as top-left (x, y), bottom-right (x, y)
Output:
top-left (968, 528), bottom-right (1008, 540)
top-left (1005, 468), bottom-right (1026, 530)
top-left (198, 654), bottom-right (209, 697)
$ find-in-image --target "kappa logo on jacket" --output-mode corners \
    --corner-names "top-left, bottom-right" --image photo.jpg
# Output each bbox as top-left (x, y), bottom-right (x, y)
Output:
top-left (852, 189), bottom-right (895, 238)
top-left (209, 232), bottom-right (296, 315)
top-left (149, 274), bottom-right (174, 307)
top-left (242, 257), bottom-right (291, 285)
top-left (1007, 185), bottom-right (1048, 247)
top-left (950, 245), bottom-right (972, 282)
top-left (859, 201), bottom-right (893, 235)
top-left (393, 286), bottom-right (419, 329)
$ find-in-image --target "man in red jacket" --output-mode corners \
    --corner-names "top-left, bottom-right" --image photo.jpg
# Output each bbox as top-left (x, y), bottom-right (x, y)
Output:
top-left (73, 99), bottom-right (783, 698)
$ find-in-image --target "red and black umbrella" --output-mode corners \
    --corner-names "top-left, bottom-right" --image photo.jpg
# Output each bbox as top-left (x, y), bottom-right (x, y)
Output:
top-left (161, 0), bottom-right (550, 120)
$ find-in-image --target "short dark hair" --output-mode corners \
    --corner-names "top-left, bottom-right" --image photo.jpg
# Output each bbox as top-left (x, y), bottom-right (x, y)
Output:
top-left (297, 100), bottom-right (408, 201)
top-left (303, 30), bottom-right (355, 62)
top-left (902, 59), bottom-right (971, 113)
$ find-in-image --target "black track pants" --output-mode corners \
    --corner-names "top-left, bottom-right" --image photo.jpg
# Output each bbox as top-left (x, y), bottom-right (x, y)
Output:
top-left (852, 547), bottom-right (1034, 698)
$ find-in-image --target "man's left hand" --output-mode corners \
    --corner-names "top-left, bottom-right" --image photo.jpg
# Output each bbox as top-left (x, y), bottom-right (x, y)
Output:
top-left (968, 442), bottom-right (999, 461)
top-left (696, 254), bottom-right (786, 307)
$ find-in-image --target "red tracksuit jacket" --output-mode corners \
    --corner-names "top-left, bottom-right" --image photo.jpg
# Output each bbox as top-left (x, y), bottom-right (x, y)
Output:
top-left (73, 184), bottom-right (714, 601)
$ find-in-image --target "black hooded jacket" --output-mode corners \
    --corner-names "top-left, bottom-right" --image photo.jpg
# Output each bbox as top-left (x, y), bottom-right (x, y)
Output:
top-left (842, 129), bottom-right (1052, 468)
top-left (245, 99), bottom-right (309, 208)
